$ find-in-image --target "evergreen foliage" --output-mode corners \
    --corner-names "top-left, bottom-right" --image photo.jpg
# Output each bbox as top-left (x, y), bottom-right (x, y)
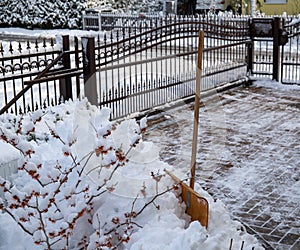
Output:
top-left (0, 0), bottom-right (162, 29)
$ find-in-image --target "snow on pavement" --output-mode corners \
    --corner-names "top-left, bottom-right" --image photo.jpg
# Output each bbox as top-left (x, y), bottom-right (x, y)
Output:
top-left (0, 98), bottom-right (264, 250)
top-left (145, 80), bottom-right (300, 250)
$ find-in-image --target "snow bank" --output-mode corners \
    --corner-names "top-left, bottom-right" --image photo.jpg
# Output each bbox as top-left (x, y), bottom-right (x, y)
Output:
top-left (253, 79), bottom-right (300, 91)
top-left (0, 99), bottom-right (264, 250)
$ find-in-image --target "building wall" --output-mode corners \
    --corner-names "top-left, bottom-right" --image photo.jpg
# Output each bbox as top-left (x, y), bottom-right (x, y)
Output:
top-left (258, 0), bottom-right (300, 15)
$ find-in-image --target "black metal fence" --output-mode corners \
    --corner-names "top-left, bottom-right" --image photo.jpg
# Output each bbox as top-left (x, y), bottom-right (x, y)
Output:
top-left (249, 16), bottom-right (300, 84)
top-left (249, 17), bottom-right (282, 81)
top-left (281, 17), bottom-right (300, 84)
top-left (0, 36), bottom-right (83, 114)
top-left (1, 14), bottom-right (299, 119)
top-left (87, 15), bottom-right (250, 119)
top-left (83, 12), bottom-right (300, 85)
top-left (0, 38), bottom-right (60, 114)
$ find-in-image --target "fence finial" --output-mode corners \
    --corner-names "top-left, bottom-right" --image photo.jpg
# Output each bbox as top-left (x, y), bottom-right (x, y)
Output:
top-left (0, 43), bottom-right (3, 56)
top-left (26, 41), bottom-right (31, 50)
top-left (35, 40), bottom-right (39, 51)
top-left (18, 42), bottom-right (22, 53)
top-left (9, 42), bottom-right (13, 54)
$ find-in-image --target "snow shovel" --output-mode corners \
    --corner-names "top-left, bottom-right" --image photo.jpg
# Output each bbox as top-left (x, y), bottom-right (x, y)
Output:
top-left (165, 31), bottom-right (209, 228)
top-left (164, 169), bottom-right (209, 228)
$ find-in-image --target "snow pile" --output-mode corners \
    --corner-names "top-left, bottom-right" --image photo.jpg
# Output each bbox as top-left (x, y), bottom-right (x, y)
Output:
top-left (0, 99), bottom-right (264, 249)
top-left (253, 79), bottom-right (300, 90)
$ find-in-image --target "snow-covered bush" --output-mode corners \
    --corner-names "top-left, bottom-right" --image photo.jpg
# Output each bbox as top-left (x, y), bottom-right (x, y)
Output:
top-left (0, 99), bottom-right (267, 250)
top-left (0, 0), bottom-right (163, 29)
top-left (0, 100), bottom-right (177, 249)
top-left (0, 0), bottom-right (85, 29)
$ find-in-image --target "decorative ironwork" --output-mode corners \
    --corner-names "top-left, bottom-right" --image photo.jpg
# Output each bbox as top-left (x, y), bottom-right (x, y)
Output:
top-left (281, 17), bottom-right (300, 84)
top-left (1, 15), bottom-right (299, 118)
top-left (0, 37), bottom-right (82, 114)
top-left (93, 15), bottom-right (250, 119)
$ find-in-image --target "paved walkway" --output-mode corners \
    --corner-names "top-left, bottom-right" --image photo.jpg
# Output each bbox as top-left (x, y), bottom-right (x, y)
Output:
top-left (145, 82), bottom-right (300, 250)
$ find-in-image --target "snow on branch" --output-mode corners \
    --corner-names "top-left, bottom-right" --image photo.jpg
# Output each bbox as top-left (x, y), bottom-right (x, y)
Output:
top-left (0, 99), bottom-right (177, 249)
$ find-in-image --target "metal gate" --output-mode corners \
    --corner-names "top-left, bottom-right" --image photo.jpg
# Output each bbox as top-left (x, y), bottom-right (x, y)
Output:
top-left (83, 16), bottom-right (250, 120)
top-left (281, 18), bottom-right (300, 84)
top-left (250, 16), bottom-right (300, 85)
top-left (250, 17), bottom-right (282, 81)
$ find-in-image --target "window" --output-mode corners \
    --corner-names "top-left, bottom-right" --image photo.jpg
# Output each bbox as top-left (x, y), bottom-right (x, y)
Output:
top-left (264, 0), bottom-right (287, 3)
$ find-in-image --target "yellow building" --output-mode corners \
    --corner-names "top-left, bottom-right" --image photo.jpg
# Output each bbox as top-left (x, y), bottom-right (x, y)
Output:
top-left (243, 0), bottom-right (300, 15)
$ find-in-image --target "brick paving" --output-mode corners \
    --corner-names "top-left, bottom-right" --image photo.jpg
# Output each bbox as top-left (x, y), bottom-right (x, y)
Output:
top-left (145, 83), bottom-right (300, 250)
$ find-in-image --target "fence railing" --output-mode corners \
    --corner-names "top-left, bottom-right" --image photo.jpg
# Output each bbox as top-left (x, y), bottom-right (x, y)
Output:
top-left (281, 17), bottom-right (300, 84)
top-left (1, 14), bottom-right (299, 118)
top-left (0, 38), bottom-right (61, 114)
top-left (83, 15), bottom-right (250, 119)
top-left (82, 12), bottom-right (300, 84)
top-left (249, 16), bottom-right (300, 84)
top-left (0, 36), bottom-right (83, 114)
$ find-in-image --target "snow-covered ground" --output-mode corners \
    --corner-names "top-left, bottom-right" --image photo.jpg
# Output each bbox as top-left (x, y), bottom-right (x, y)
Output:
top-left (143, 80), bottom-right (300, 250)
top-left (0, 27), bottom-right (299, 250)
top-left (0, 97), bottom-right (264, 250)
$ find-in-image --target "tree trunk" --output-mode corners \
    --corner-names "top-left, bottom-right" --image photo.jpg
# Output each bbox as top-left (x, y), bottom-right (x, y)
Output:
top-left (250, 0), bottom-right (256, 16)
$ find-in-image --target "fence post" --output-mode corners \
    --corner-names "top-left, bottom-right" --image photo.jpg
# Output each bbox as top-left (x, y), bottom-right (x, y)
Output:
top-left (247, 41), bottom-right (254, 76)
top-left (82, 11), bottom-right (86, 30)
top-left (74, 37), bottom-right (81, 98)
top-left (82, 37), bottom-right (98, 106)
top-left (247, 18), bottom-right (254, 77)
top-left (273, 17), bottom-right (281, 82)
top-left (59, 35), bottom-right (72, 101)
top-left (98, 13), bottom-right (102, 31)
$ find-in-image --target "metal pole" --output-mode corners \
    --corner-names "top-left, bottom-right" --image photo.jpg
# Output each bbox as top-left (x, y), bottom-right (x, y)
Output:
top-left (82, 11), bottom-right (85, 30)
top-left (190, 30), bottom-right (204, 190)
top-left (59, 35), bottom-right (72, 101)
top-left (82, 37), bottom-right (98, 106)
top-left (250, 0), bottom-right (256, 16)
top-left (273, 17), bottom-right (281, 82)
top-left (98, 13), bottom-right (102, 31)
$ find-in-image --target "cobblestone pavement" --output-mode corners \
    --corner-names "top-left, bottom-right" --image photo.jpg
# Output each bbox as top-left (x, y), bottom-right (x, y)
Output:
top-left (144, 83), bottom-right (300, 250)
